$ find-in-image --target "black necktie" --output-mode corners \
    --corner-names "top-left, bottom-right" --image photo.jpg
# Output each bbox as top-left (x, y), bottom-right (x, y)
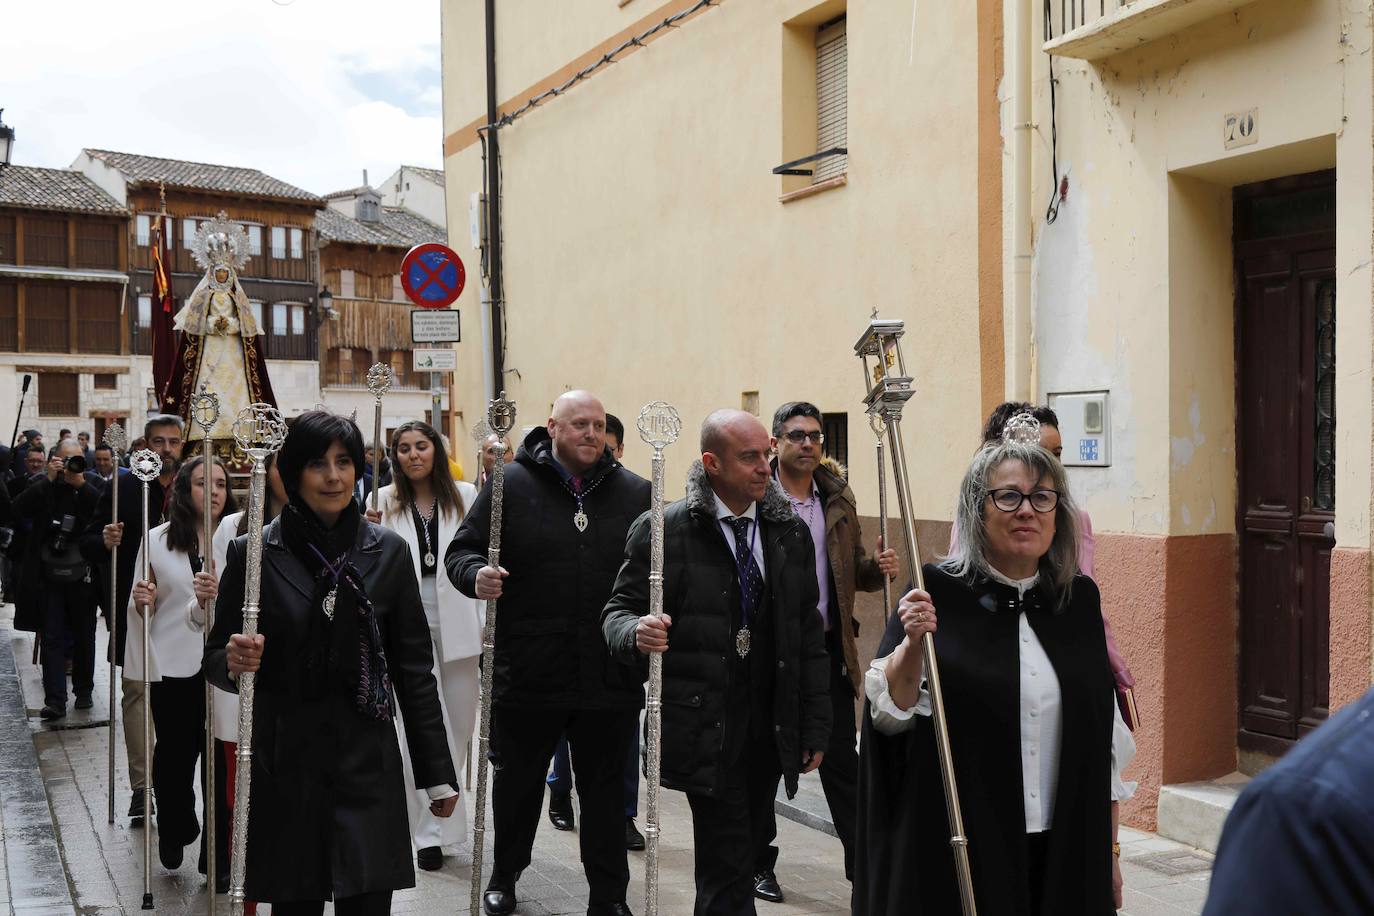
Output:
top-left (730, 516), bottom-right (763, 623)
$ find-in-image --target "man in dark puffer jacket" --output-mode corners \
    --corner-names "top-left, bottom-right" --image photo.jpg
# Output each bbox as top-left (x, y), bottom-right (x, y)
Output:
top-left (446, 390), bottom-right (649, 916)
top-left (603, 408), bottom-right (830, 915)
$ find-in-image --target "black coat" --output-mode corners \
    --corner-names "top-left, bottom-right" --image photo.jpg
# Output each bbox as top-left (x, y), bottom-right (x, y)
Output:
top-left (78, 467), bottom-right (167, 665)
top-left (445, 427), bottom-right (650, 710)
top-left (854, 565), bottom-right (1116, 916)
top-left (204, 518), bottom-right (456, 901)
top-left (10, 476), bottom-right (100, 631)
top-left (602, 461), bottom-right (831, 798)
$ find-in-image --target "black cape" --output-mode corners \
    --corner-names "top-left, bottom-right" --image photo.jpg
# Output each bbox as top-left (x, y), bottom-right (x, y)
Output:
top-left (854, 564), bottom-right (1116, 916)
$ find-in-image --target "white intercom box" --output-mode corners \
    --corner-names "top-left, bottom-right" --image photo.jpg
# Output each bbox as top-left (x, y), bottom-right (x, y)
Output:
top-left (1048, 391), bottom-right (1111, 467)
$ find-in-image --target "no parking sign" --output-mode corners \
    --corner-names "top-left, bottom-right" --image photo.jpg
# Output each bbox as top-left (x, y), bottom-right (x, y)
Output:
top-left (401, 243), bottom-right (466, 308)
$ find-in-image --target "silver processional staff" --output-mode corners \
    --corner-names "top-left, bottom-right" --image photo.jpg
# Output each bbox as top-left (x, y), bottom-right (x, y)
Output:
top-left (130, 447), bottom-right (163, 911)
top-left (227, 404), bottom-right (288, 916)
top-left (189, 384), bottom-right (221, 913)
top-left (635, 400), bottom-right (682, 916)
top-left (856, 318), bottom-right (977, 915)
top-left (366, 363), bottom-right (394, 513)
top-left (102, 421), bottom-right (128, 827)
top-left (470, 392), bottom-right (516, 916)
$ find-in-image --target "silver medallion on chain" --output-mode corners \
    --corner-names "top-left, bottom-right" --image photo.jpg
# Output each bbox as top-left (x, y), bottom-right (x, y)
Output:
top-left (417, 498), bottom-right (438, 567)
top-left (322, 586), bottom-right (338, 620)
top-left (573, 508), bottom-right (589, 533)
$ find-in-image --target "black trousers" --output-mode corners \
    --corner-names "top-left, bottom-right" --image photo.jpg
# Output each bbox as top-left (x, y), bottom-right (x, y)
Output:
top-left (686, 719), bottom-right (782, 916)
top-left (755, 633), bottom-right (858, 880)
top-left (271, 890), bottom-right (392, 915)
top-left (490, 704), bottom-right (637, 905)
top-left (40, 582), bottom-right (96, 709)
top-left (149, 674), bottom-right (206, 850)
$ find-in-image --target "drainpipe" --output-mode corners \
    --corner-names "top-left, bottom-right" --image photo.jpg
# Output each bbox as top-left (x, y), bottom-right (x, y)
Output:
top-left (1010, 0), bottom-right (1034, 402)
top-left (484, 0), bottom-right (505, 399)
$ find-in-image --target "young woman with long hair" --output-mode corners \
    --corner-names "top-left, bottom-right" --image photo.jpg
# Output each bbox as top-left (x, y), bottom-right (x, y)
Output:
top-left (205, 410), bottom-right (457, 915)
top-left (127, 455), bottom-right (237, 878)
top-left (367, 419), bottom-right (481, 872)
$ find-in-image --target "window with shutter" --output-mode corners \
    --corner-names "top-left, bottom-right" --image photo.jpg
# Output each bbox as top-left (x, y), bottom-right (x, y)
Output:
top-left (38, 373), bottom-right (79, 417)
top-left (136, 214), bottom-right (151, 247)
top-left (340, 269), bottom-right (355, 299)
top-left (271, 227), bottom-right (287, 259)
top-left (814, 18), bottom-right (847, 184)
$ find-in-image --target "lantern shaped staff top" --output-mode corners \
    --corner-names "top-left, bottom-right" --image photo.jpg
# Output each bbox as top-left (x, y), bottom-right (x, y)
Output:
top-left (854, 318), bottom-right (915, 416)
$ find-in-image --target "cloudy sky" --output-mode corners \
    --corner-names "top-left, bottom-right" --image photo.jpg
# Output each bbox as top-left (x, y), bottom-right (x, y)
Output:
top-left (1, 0), bottom-right (443, 196)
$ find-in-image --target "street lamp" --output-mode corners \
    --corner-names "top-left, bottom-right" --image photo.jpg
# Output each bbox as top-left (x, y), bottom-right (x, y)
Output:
top-left (316, 286), bottom-right (338, 322)
top-left (0, 110), bottom-right (14, 168)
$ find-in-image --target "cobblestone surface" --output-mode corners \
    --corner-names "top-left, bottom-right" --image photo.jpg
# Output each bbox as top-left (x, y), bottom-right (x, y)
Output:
top-left (0, 604), bottom-right (1211, 915)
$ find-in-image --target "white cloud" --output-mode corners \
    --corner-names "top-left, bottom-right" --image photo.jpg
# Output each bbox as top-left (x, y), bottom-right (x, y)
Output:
top-left (0, 0), bottom-right (444, 195)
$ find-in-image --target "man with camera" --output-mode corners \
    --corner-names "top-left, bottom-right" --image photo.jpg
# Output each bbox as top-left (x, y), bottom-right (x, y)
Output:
top-left (11, 438), bottom-right (101, 720)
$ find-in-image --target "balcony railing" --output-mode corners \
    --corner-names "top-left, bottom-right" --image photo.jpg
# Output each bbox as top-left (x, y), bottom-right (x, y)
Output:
top-left (1045, 0), bottom-right (1262, 60)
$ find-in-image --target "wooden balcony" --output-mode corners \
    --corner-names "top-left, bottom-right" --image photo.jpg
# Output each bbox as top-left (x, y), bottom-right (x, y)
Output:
top-left (1044, 0), bottom-right (1264, 60)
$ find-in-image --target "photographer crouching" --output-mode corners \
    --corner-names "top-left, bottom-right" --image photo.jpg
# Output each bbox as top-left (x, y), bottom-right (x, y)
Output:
top-left (11, 438), bottom-right (101, 720)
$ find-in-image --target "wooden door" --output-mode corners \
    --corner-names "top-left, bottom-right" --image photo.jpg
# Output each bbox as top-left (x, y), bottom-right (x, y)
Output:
top-left (1235, 172), bottom-right (1336, 753)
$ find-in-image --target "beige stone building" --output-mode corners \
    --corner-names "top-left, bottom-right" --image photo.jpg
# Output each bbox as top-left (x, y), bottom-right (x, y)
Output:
top-left (441, 0), bottom-right (1374, 839)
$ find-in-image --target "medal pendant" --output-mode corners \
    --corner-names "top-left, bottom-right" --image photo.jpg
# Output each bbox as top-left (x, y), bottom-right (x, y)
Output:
top-left (573, 508), bottom-right (589, 533)
top-left (735, 627), bottom-right (751, 658)
top-left (424, 552), bottom-right (436, 567)
top-left (322, 586), bottom-right (338, 620)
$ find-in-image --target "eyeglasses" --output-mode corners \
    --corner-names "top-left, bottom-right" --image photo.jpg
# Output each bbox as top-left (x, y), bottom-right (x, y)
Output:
top-left (987, 488), bottom-right (1060, 513)
top-left (783, 430), bottom-right (825, 445)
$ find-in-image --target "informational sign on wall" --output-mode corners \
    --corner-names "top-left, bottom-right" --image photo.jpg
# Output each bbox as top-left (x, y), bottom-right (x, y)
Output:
top-left (413, 349), bottom-right (458, 373)
top-left (411, 309), bottom-right (461, 343)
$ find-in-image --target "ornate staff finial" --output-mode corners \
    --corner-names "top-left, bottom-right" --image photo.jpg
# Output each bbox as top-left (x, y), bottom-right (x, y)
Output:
top-left (103, 421), bottom-right (128, 453)
top-left (1002, 411), bottom-right (1042, 446)
top-left (487, 391), bottom-right (517, 437)
top-left (636, 401), bottom-right (682, 452)
top-left (470, 419), bottom-right (494, 443)
top-left (232, 403), bottom-right (287, 459)
top-left (130, 449), bottom-right (163, 483)
top-left (190, 384), bottom-right (221, 435)
top-left (366, 363), bottom-right (394, 399)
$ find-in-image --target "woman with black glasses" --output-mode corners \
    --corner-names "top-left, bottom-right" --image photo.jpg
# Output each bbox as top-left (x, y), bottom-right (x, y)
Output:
top-left (854, 435), bottom-right (1136, 916)
top-left (205, 411), bottom-right (457, 915)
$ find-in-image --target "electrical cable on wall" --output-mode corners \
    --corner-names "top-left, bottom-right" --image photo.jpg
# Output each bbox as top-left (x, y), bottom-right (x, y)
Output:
top-left (1043, 0), bottom-right (1064, 224)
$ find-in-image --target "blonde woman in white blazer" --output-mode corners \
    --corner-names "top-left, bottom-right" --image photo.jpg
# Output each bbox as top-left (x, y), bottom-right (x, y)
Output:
top-left (127, 455), bottom-right (235, 876)
top-left (366, 419), bottom-right (481, 872)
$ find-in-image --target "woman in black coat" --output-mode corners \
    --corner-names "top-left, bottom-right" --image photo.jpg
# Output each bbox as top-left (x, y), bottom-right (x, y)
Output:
top-left (854, 434), bottom-right (1137, 916)
top-left (205, 411), bottom-right (458, 915)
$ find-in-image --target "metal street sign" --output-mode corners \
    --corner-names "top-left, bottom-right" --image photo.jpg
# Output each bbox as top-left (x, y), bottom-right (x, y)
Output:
top-left (401, 243), bottom-right (466, 308)
top-left (414, 349), bottom-right (458, 373)
top-left (411, 308), bottom-right (461, 343)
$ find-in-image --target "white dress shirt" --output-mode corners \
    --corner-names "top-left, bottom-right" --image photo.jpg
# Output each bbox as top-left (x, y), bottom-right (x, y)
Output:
top-left (125, 522), bottom-right (210, 682)
top-left (713, 494), bottom-right (766, 580)
top-left (865, 570), bottom-right (1137, 832)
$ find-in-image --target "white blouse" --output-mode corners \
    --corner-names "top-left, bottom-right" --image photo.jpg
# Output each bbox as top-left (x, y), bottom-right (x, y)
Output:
top-left (124, 522), bottom-right (210, 682)
top-left (865, 571), bottom-right (1136, 832)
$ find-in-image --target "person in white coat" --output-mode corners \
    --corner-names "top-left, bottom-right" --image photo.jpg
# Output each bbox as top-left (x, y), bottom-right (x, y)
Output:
top-left (367, 420), bottom-right (481, 872)
top-left (128, 455), bottom-right (235, 876)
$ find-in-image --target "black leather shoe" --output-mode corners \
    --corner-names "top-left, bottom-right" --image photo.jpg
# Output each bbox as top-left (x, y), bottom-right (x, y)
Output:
top-left (417, 845), bottom-right (444, 871)
top-left (39, 705), bottom-right (65, 721)
top-left (483, 887), bottom-right (517, 915)
top-left (75, 695), bottom-right (94, 710)
top-left (625, 817), bottom-right (645, 851)
top-left (159, 832), bottom-right (184, 870)
top-left (215, 870), bottom-right (230, 894)
top-left (548, 791), bottom-right (575, 831)
top-left (588, 904), bottom-right (634, 916)
top-left (128, 789), bottom-right (146, 827)
top-left (753, 870), bottom-right (784, 903)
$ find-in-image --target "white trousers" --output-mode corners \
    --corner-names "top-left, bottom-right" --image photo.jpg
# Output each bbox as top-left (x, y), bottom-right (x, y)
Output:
top-left (397, 577), bottom-right (479, 853)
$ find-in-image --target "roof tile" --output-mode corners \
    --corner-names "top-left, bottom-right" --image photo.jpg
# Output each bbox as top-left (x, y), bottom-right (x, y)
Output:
top-left (0, 165), bottom-right (128, 215)
top-left (84, 149), bottom-right (322, 203)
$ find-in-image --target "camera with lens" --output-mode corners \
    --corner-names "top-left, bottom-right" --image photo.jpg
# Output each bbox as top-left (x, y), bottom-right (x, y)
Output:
top-left (64, 454), bottom-right (87, 474)
top-left (48, 514), bottom-right (77, 554)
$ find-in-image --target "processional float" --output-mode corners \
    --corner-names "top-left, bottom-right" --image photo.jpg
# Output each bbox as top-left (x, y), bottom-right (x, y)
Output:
top-left (636, 401), bottom-right (682, 916)
top-left (189, 384), bottom-right (221, 914)
top-left (855, 319), bottom-right (977, 916)
top-left (130, 447), bottom-right (164, 911)
top-left (228, 403), bottom-right (288, 916)
top-left (470, 393), bottom-right (517, 916)
top-left (102, 422), bottom-right (127, 826)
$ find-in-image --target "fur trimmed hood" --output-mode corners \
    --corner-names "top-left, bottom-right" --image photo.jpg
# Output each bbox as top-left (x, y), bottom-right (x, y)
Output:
top-left (685, 459), bottom-right (796, 524)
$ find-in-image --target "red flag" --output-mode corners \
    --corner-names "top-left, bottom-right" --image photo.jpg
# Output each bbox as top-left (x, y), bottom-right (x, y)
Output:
top-left (150, 217), bottom-right (177, 408)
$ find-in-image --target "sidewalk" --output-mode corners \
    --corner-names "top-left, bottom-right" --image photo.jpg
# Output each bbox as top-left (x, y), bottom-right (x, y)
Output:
top-left (0, 602), bottom-right (1211, 915)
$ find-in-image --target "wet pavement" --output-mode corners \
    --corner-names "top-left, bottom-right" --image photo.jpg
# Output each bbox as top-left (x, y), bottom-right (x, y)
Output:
top-left (0, 602), bottom-right (1210, 915)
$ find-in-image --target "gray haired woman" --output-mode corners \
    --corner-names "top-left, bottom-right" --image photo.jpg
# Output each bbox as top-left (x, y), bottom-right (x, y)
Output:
top-left (853, 439), bottom-right (1136, 916)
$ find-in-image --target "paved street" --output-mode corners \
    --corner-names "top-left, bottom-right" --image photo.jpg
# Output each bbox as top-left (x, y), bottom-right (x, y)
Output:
top-left (0, 606), bottom-right (1212, 915)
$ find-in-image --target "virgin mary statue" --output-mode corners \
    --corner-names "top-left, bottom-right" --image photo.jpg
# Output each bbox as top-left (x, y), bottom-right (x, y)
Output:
top-left (160, 212), bottom-right (277, 441)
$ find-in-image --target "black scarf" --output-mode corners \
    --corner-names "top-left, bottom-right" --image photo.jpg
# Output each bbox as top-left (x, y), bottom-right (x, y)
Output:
top-left (279, 496), bottom-right (393, 721)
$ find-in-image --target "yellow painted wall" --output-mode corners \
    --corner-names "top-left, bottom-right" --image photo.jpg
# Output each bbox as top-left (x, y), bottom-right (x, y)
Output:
top-left (1023, 0), bottom-right (1373, 545)
top-left (441, 0), bottom-right (989, 518)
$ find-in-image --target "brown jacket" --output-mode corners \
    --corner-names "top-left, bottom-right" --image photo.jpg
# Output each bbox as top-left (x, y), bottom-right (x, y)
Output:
top-left (802, 459), bottom-right (888, 697)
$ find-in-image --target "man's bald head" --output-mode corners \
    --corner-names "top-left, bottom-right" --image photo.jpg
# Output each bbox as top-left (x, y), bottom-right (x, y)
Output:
top-left (547, 390), bottom-right (608, 476)
top-left (700, 409), bottom-right (765, 456)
